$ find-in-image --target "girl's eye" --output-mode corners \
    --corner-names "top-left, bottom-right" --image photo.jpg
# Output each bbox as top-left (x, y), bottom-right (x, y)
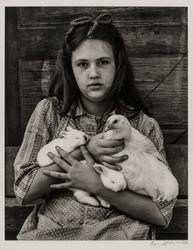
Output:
top-left (77, 62), bottom-right (88, 68)
top-left (98, 60), bottom-right (109, 66)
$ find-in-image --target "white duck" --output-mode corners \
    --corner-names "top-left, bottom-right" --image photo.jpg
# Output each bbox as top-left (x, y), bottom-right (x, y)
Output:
top-left (94, 114), bottom-right (179, 202)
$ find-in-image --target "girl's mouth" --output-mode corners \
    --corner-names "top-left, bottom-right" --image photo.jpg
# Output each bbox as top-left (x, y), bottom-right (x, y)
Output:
top-left (88, 83), bottom-right (103, 87)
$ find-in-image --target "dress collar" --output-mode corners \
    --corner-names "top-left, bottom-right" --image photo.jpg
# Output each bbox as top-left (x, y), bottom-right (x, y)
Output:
top-left (66, 100), bottom-right (116, 118)
top-left (65, 99), bottom-right (139, 120)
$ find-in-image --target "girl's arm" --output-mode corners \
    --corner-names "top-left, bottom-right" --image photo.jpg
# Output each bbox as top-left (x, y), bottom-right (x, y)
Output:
top-left (14, 98), bottom-right (61, 205)
top-left (43, 146), bottom-right (167, 227)
top-left (95, 182), bottom-right (167, 226)
top-left (22, 163), bottom-right (64, 205)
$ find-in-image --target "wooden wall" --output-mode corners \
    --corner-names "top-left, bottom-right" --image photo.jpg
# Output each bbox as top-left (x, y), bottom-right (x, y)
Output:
top-left (6, 7), bottom-right (187, 146)
top-left (5, 7), bottom-right (188, 240)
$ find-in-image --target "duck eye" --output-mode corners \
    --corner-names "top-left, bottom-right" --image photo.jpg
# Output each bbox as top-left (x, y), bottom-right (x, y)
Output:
top-left (113, 119), bottom-right (118, 124)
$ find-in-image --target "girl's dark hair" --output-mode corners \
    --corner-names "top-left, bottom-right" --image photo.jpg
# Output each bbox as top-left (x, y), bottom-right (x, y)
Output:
top-left (49, 13), bottom-right (147, 115)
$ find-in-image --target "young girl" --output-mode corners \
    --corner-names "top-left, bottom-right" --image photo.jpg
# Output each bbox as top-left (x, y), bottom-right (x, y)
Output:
top-left (14, 13), bottom-right (177, 240)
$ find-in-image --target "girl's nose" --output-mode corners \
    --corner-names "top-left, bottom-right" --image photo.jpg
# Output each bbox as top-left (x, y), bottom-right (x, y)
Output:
top-left (89, 64), bottom-right (100, 79)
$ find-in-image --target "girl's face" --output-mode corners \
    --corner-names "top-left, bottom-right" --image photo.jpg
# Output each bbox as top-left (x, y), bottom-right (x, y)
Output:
top-left (71, 39), bottom-right (116, 103)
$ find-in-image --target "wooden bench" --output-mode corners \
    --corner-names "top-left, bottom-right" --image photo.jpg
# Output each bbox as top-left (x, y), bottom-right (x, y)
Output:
top-left (5, 144), bottom-right (188, 240)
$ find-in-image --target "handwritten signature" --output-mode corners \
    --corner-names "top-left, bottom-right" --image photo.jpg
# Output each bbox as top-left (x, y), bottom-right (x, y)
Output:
top-left (150, 240), bottom-right (187, 246)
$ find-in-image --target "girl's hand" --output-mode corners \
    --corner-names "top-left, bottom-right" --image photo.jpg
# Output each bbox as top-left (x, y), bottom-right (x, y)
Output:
top-left (86, 133), bottom-right (128, 170)
top-left (43, 146), bottom-right (103, 194)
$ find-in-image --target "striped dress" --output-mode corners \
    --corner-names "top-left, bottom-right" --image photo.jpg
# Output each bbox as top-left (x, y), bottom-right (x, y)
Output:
top-left (14, 97), bottom-right (176, 240)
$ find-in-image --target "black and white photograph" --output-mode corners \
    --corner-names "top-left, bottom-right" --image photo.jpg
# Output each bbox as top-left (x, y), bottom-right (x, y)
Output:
top-left (3, 0), bottom-right (190, 247)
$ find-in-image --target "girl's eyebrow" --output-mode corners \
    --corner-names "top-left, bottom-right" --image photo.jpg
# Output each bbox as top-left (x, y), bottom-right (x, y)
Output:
top-left (74, 59), bottom-right (88, 63)
top-left (74, 57), bottom-right (112, 63)
top-left (97, 57), bottom-right (112, 61)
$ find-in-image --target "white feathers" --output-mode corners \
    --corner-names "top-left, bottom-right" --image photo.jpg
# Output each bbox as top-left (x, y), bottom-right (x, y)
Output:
top-left (101, 114), bottom-right (179, 202)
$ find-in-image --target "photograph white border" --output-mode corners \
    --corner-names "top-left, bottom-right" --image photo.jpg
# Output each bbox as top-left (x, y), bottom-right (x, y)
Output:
top-left (1, 0), bottom-right (192, 249)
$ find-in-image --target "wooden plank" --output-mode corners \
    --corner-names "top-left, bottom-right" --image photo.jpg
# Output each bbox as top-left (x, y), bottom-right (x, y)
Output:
top-left (5, 198), bottom-right (187, 240)
top-left (5, 7), bottom-right (22, 146)
top-left (5, 201), bottom-right (34, 240)
top-left (5, 144), bottom-right (188, 197)
top-left (18, 7), bottom-right (187, 57)
top-left (133, 56), bottom-right (187, 126)
top-left (19, 24), bottom-right (186, 58)
top-left (165, 145), bottom-right (188, 196)
top-left (19, 7), bottom-right (187, 27)
top-left (18, 60), bottom-right (56, 133)
top-left (5, 147), bottom-right (19, 196)
top-left (18, 7), bottom-right (187, 56)
top-left (161, 127), bottom-right (187, 144)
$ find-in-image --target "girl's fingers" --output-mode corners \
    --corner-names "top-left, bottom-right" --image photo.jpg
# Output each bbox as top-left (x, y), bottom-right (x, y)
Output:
top-left (47, 152), bottom-right (71, 172)
top-left (43, 170), bottom-right (71, 180)
top-left (50, 182), bottom-right (72, 189)
top-left (99, 145), bottom-right (124, 155)
top-left (101, 154), bottom-right (128, 164)
top-left (80, 146), bottom-right (95, 166)
top-left (55, 147), bottom-right (79, 167)
top-left (102, 162), bottom-right (122, 171)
